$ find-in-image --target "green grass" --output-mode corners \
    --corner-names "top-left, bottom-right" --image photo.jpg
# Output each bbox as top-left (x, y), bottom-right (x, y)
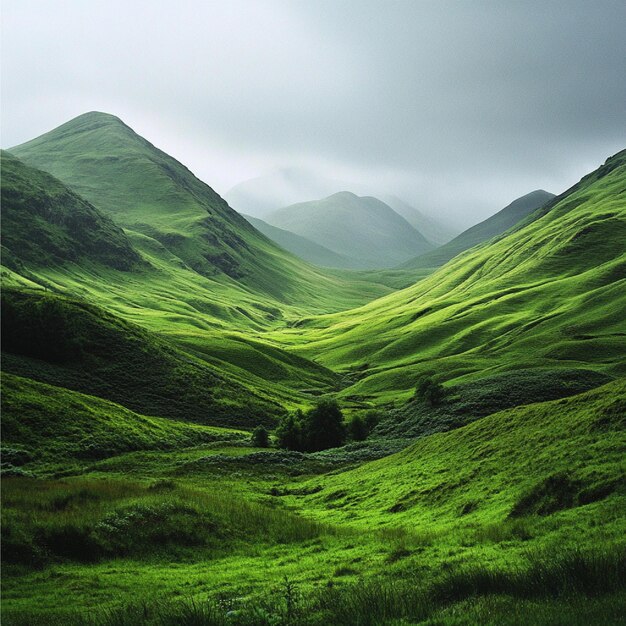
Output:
top-left (1, 289), bottom-right (286, 427)
top-left (0, 373), bottom-right (247, 472)
top-left (272, 149), bottom-right (626, 404)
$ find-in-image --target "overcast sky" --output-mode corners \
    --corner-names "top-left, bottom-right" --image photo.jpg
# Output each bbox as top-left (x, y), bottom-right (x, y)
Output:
top-left (2, 0), bottom-right (625, 226)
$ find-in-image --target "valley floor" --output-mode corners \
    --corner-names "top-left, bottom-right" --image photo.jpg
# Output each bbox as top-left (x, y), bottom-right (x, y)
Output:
top-left (2, 381), bottom-right (625, 625)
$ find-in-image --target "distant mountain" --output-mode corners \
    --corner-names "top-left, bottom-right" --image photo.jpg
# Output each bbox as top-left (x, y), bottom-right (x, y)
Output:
top-left (381, 195), bottom-right (459, 245)
top-left (225, 168), bottom-right (343, 218)
top-left (243, 215), bottom-right (355, 269)
top-left (293, 151), bottom-right (625, 397)
top-left (402, 189), bottom-right (555, 269)
top-left (1, 150), bottom-right (140, 271)
top-left (265, 191), bottom-right (435, 269)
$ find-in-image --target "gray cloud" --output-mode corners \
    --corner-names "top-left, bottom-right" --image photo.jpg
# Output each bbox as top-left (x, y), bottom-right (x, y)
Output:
top-left (2, 0), bottom-right (625, 227)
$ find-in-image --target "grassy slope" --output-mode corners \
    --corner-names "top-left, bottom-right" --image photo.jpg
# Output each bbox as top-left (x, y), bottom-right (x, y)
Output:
top-left (1, 289), bottom-right (295, 426)
top-left (0, 151), bottom-right (139, 271)
top-left (243, 214), bottom-right (355, 269)
top-left (1, 373), bottom-right (246, 470)
top-left (266, 191), bottom-right (434, 268)
top-left (274, 150), bottom-right (626, 402)
top-left (9, 112), bottom-right (392, 312)
top-left (293, 379), bottom-right (626, 532)
top-left (2, 380), bottom-right (624, 625)
top-left (402, 189), bottom-right (555, 270)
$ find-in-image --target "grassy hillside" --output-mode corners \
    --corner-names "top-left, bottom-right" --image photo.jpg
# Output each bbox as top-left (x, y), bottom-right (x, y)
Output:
top-left (266, 191), bottom-right (434, 269)
top-left (403, 189), bottom-right (554, 270)
top-left (9, 112), bottom-right (392, 311)
top-left (2, 380), bottom-right (624, 625)
top-left (1, 289), bottom-right (288, 427)
top-left (293, 378), bottom-right (626, 530)
top-left (243, 214), bottom-right (355, 269)
top-left (0, 151), bottom-right (139, 271)
top-left (1, 373), bottom-right (247, 471)
top-left (275, 151), bottom-right (626, 403)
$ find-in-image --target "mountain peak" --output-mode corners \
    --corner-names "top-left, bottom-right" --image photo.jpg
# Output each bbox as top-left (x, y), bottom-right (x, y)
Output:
top-left (328, 191), bottom-right (359, 201)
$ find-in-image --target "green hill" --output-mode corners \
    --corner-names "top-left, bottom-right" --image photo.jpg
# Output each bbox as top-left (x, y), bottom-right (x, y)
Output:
top-left (296, 378), bottom-right (626, 532)
top-left (266, 191), bottom-right (435, 269)
top-left (1, 373), bottom-right (246, 470)
top-left (1, 289), bottom-right (287, 427)
top-left (0, 151), bottom-right (140, 271)
top-left (402, 189), bottom-right (554, 270)
top-left (9, 112), bottom-right (391, 311)
top-left (275, 151), bottom-right (626, 402)
top-left (243, 214), bottom-right (355, 269)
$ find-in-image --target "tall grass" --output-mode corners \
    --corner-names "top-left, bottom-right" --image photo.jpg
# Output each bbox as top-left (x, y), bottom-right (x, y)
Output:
top-left (5, 545), bottom-right (623, 625)
top-left (1, 477), bottom-right (332, 567)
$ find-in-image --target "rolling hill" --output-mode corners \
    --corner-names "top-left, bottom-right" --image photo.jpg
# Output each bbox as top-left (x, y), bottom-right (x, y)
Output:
top-left (266, 191), bottom-right (435, 269)
top-left (402, 189), bottom-right (555, 270)
top-left (1, 289), bottom-right (285, 427)
top-left (273, 150), bottom-right (626, 402)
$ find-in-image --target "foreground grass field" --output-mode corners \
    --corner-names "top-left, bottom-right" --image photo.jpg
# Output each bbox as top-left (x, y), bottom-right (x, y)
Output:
top-left (2, 381), bottom-right (625, 624)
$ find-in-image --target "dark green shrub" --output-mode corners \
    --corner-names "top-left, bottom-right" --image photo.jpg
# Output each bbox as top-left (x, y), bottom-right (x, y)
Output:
top-left (251, 426), bottom-right (270, 448)
top-left (275, 412), bottom-right (303, 451)
top-left (347, 415), bottom-right (368, 442)
top-left (414, 377), bottom-right (445, 407)
top-left (301, 399), bottom-right (346, 452)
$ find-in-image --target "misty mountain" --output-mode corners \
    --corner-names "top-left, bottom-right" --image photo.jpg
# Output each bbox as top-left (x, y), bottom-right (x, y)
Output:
top-left (402, 189), bottom-right (555, 270)
top-left (381, 195), bottom-right (459, 245)
top-left (225, 168), bottom-right (343, 218)
top-left (265, 191), bottom-right (434, 269)
top-left (243, 214), bottom-right (355, 269)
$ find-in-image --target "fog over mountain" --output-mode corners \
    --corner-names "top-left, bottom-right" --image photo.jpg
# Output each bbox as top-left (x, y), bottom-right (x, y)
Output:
top-left (2, 1), bottom-right (625, 228)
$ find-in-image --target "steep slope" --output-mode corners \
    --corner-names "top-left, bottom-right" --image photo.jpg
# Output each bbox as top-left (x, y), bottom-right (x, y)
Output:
top-left (402, 190), bottom-right (555, 270)
top-left (274, 150), bottom-right (626, 401)
top-left (9, 112), bottom-right (390, 310)
top-left (266, 192), bottom-right (435, 269)
top-left (243, 214), bottom-right (356, 269)
top-left (296, 379), bottom-right (626, 530)
top-left (0, 151), bottom-right (139, 271)
top-left (382, 195), bottom-right (459, 245)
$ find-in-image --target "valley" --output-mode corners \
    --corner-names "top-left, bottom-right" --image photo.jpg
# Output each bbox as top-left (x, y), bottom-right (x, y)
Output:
top-left (1, 113), bottom-right (625, 626)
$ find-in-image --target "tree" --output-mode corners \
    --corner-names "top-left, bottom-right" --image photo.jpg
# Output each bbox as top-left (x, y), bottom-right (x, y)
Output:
top-left (414, 376), bottom-right (445, 407)
top-left (347, 415), bottom-right (368, 441)
top-left (275, 411), bottom-right (303, 451)
top-left (301, 399), bottom-right (346, 452)
top-left (251, 425), bottom-right (269, 448)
